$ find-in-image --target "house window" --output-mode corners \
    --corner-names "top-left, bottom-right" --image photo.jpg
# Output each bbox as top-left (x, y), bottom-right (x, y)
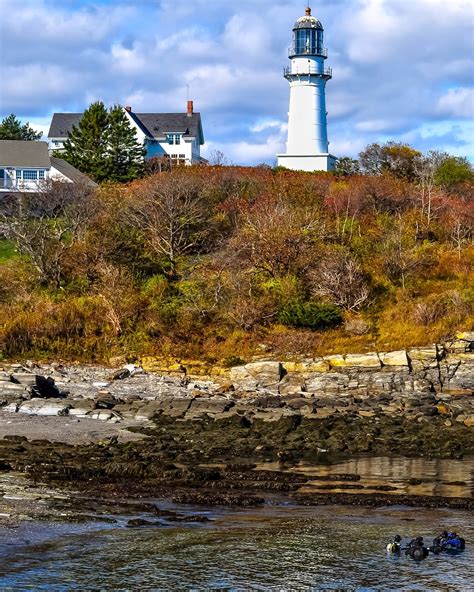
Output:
top-left (20, 170), bottom-right (39, 180)
top-left (171, 154), bottom-right (186, 165)
top-left (16, 169), bottom-right (45, 181)
top-left (166, 133), bottom-right (181, 145)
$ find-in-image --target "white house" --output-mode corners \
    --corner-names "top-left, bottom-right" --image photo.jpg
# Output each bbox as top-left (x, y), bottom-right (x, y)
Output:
top-left (0, 140), bottom-right (96, 192)
top-left (48, 102), bottom-right (206, 166)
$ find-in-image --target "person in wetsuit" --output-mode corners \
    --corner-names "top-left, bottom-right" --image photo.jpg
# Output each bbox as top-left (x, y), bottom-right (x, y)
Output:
top-left (431, 530), bottom-right (448, 553)
top-left (443, 531), bottom-right (465, 551)
top-left (386, 535), bottom-right (402, 554)
top-left (405, 536), bottom-right (429, 560)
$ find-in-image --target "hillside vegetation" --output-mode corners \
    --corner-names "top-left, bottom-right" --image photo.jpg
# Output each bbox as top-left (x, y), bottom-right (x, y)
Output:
top-left (0, 155), bottom-right (473, 363)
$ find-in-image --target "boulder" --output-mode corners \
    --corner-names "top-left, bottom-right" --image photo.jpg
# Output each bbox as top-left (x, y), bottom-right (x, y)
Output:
top-left (68, 400), bottom-right (95, 418)
top-left (31, 376), bottom-right (62, 399)
top-left (111, 368), bottom-right (131, 380)
top-left (95, 393), bottom-right (119, 409)
top-left (18, 399), bottom-right (71, 416)
top-left (278, 374), bottom-right (305, 395)
top-left (134, 403), bottom-right (164, 421)
top-left (4, 402), bottom-right (19, 413)
top-left (0, 382), bottom-right (27, 393)
top-left (159, 397), bottom-right (194, 417)
top-left (214, 382), bottom-right (235, 395)
top-left (187, 398), bottom-right (235, 416)
top-left (304, 373), bottom-right (350, 394)
top-left (230, 361), bottom-right (284, 392)
top-left (444, 360), bottom-right (474, 389)
top-left (123, 364), bottom-right (145, 376)
top-left (463, 416), bottom-right (474, 427)
top-left (379, 351), bottom-right (409, 367)
top-left (327, 353), bottom-right (381, 369)
top-left (10, 373), bottom-right (39, 387)
top-left (229, 366), bottom-right (258, 391)
top-left (88, 410), bottom-right (122, 422)
top-left (408, 347), bottom-right (441, 371)
top-left (283, 359), bottom-right (330, 373)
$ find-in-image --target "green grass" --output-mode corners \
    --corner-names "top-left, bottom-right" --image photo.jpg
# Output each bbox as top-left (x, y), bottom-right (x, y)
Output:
top-left (0, 239), bottom-right (18, 263)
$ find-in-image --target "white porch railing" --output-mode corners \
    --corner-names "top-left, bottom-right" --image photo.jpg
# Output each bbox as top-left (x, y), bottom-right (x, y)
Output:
top-left (0, 179), bottom-right (44, 191)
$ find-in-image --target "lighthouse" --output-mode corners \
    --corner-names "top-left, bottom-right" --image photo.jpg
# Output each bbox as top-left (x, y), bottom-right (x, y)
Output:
top-left (277, 6), bottom-right (336, 172)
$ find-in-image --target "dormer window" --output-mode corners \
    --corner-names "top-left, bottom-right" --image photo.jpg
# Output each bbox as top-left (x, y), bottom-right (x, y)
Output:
top-left (166, 133), bottom-right (181, 145)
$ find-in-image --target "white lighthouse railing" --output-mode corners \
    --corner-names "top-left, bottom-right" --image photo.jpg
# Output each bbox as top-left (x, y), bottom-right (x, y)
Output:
top-left (284, 66), bottom-right (332, 77)
top-left (288, 47), bottom-right (327, 58)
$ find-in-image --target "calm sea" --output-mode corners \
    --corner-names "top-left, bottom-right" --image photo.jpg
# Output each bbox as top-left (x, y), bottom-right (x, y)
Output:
top-left (0, 503), bottom-right (472, 591)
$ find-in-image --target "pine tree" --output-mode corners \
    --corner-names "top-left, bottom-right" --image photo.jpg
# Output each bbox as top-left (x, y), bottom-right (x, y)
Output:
top-left (63, 101), bottom-right (110, 183)
top-left (0, 114), bottom-right (42, 140)
top-left (107, 106), bottom-right (145, 182)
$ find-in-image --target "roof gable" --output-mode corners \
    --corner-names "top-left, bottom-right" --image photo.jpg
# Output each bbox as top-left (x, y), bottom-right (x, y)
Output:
top-left (50, 157), bottom-right (97, 187)
top-left (48, 113), bottom-right (83, 138)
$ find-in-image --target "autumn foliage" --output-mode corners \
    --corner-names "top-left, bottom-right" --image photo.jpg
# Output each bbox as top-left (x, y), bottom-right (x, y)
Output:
top-left (0, 161), bottom-right (473, 362)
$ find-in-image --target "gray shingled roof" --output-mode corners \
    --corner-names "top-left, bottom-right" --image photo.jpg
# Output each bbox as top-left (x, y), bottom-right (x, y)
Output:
top-left (0, 140), bottom-right (51, 168)
top-left (48, 112), bottom-right (204, 144)
top-left (50, 157), bottom-right (97, 187)
top-left (48, 113), bottom-right (83, 138)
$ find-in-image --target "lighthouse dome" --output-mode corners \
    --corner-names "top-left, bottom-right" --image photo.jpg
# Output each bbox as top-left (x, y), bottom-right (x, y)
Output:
top-left (293, 8), bottom-right (323, 30)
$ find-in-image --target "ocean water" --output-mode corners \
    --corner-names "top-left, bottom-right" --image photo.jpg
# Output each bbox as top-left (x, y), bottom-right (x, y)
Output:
top-left (0, 504), bottom-right (472, 591)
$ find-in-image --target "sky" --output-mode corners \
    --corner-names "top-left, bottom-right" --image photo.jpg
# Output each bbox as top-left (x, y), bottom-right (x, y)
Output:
top-left (0, 0), bottom-right (473, 165)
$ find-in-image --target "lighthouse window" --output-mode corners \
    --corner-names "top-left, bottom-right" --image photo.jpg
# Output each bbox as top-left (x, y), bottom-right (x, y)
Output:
top-left (294, 29), bottom-right (324, 55)
top-left (295, 29), bottom-right (317, 55)
top-left (317, 30), bottom-right (324, 53)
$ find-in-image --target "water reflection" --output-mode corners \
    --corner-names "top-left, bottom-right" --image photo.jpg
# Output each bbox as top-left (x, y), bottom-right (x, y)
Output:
top-left (262, 456), bottom-right (474, 498)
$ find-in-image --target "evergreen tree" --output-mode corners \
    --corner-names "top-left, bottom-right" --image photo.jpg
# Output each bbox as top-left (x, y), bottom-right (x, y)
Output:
top-left (63, 101), bottom-right (110, 183)
top-left (107, 106), bottom-right (145, 182)
top-left (0, 114), bottom-right (42, 141)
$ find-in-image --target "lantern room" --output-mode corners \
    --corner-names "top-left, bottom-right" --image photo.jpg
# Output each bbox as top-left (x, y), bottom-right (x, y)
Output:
top-left (289, 7), bottom-right (326, 58)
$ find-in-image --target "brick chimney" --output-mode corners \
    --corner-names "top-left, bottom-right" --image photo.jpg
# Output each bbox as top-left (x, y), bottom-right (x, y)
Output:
top-left (187, 100), bottom-right (194, 117)
top-left (125, 106), bottom-right (132, 112)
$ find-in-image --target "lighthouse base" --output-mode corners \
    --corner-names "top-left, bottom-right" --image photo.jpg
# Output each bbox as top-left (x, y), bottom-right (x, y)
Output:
top-left (277, 153), bottom-right (336, 172)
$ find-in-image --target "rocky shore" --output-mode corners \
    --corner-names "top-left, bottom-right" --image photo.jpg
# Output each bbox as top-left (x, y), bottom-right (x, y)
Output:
top-left (0, 333), bottom-right (473, 522)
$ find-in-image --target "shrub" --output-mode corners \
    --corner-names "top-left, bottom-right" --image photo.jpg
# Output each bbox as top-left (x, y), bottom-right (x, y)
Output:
top-left (277, 301), bottom-right (342, 330)
top-left (222, 355), bottom-right (246, 368)
top-left (344, 317), bottom-right (371, 335)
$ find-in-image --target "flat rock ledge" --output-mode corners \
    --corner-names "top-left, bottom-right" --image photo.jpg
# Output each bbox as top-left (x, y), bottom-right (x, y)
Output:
top-left (0, 334), bottom-right (472, 440)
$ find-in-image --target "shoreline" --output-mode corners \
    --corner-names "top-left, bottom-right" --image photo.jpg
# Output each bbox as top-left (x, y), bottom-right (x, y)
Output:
top-left (1, 339), bottom-right (473, 524)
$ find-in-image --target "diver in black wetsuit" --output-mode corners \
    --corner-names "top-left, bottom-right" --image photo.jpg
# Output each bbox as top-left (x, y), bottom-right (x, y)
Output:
top-left (431, 530), bottom-right (448, 553)
top-left (405, 537), bottom-right (429, 560)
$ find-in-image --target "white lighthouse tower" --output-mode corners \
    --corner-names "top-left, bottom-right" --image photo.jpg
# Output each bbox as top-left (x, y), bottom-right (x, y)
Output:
top-left (277, 6), bottom-right (336, 172)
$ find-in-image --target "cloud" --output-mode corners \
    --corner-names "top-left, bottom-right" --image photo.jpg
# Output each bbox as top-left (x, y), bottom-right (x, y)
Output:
top-left (437, 88), bottom-right (474, 119)
top-left (0, 0), bottom-right (472, 164)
